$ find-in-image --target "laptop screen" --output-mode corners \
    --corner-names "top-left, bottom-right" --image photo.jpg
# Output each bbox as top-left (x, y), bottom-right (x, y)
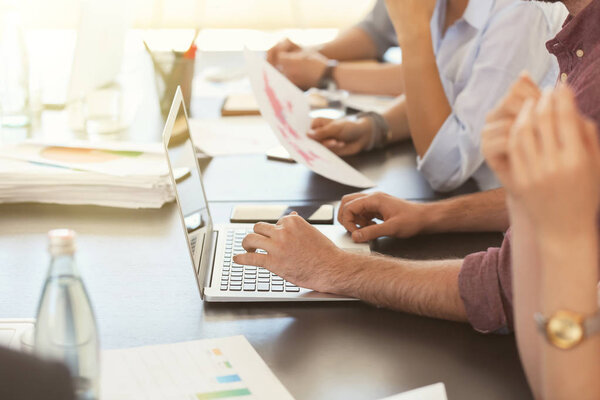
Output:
top-left (164, 93), bottom-right (214, 282)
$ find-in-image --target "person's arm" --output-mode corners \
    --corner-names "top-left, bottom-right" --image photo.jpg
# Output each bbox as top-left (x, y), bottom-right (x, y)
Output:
top-left (384, 0), bottom-right (448, 157)
top-left (537, 225), bottom-right (600, 399)
top-left (509, 203), bottom-right (543, 398)
top-left (277, 53), bottom-right (404, 95)
top-left (235, 213), bottom-right (467, 322)
top-left (332, 62), bottom-right (404, 96)
top-left (336, 189), bottom-right (509, 243)
top-left (336, 253), bottom-right (467, 321)
top-left (317, 27), bottom-right (380, 61)
top-left (499, 86), bottom-right (600, 399)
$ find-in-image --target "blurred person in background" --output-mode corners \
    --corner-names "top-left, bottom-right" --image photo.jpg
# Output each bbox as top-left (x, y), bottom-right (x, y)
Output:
top-left (267, 0), bottom-right (405, 95)
top-left (307, 0), bottom-right (566, 193)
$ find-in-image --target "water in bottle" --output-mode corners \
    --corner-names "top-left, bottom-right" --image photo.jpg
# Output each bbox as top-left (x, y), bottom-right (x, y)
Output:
top-left (34, 229), bottom-right (100, 400)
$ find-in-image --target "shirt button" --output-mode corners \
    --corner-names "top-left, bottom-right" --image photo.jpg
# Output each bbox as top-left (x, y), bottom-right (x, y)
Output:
top-left (560, 73), bottom-right (568, 83)
top-left (576, 49), bottom-right (584, 58)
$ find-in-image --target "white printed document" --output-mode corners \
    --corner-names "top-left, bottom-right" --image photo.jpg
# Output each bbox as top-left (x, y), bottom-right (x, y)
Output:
top-left (245, 49), bottom-right (375, 188)
top-left (379, 383), bottom-right (448, 400)
top-left (189, 116), bottom-right (280, 156)
top-left (101, 336), bottom-right (294, 400)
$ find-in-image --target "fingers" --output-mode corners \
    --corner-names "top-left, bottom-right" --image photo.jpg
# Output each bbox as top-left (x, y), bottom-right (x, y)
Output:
top-left (352, 222), bottom-right (393, 243)
top-left (233, 252), bottom-right (269, 268)
top-left (310, 117), bottom-right (334, 130)
top-left (338, 193), bottom-right (367, 225)
top-left (554, 84), bottom-right (582, 155)
top-left (509, 98), bottom-right (537, 186)
top-left (253, 222), bottom-right (276, 238)
top-left (534, 89), bottom-right (559, 161)
top-left (308, 119), bottom-right (344, 142)
top-left (242, 233), bottom-right (272, 253)
top-left (266, 38), bottom-right (298, 65)
top-left (481, 118), bottom-right (512, 161)
top-left (339, 194), bottom-right (382, 233)
top-left (487, 73), bottom-right (541, 122)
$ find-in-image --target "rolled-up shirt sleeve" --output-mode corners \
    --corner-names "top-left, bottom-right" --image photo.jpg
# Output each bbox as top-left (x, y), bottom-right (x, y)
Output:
top-left (355, 0), bottom-right (397, 60)
top-left (417, 3), bottom-right (562, 192)
top-left (459, 230), bottom-right (514, 334)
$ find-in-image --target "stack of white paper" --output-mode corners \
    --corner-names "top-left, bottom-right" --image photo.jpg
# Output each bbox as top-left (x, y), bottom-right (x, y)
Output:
top-left (0, 143), bottom-right (174, 209)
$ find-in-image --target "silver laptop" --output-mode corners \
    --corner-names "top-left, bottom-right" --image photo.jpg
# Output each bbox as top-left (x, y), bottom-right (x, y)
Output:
top-left (162, 87), bottom-right (370, 302)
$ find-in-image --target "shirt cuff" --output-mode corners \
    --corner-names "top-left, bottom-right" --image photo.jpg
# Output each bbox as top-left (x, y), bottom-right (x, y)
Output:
top-left (458, 231), bottom-right (514, 334)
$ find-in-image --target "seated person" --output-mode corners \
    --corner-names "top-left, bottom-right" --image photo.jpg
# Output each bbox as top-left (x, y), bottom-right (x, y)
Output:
top-left (490, 85), bottom-right (600, 399)
top-left (308, 0), bottom-right (566, 192)
top-left (267, 0), bottom-right (405, 95)
top-left (235, 0), bottom-right (600, 336)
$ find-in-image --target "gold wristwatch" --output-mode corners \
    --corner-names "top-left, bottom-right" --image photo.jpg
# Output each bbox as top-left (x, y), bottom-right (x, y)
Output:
top-left (535, 309), bottom-right (600, 350)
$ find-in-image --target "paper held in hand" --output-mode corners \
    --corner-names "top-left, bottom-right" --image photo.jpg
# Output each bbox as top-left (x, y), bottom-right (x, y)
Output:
top-left (244, 49), bottom-right (375, 188)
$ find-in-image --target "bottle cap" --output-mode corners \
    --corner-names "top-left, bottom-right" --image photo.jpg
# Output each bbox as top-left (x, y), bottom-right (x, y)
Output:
top-left (48, 229), bottom-right (77, 256)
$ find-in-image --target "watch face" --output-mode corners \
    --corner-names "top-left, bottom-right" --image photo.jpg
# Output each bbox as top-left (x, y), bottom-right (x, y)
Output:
top-left (547, 312), bottom-right (584, 350)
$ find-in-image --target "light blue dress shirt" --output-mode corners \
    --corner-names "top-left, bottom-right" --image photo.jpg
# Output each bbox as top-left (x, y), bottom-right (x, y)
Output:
top-left (416, 0), bottom-right (567, 191)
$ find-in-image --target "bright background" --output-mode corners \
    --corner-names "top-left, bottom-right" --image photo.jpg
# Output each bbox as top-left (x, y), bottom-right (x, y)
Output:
top-left (18, 0), bottom-right (375, 30)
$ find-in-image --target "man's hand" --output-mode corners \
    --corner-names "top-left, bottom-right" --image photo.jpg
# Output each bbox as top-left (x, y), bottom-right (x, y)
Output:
top-left (266, 38), bottom-right (302, 66)
top-left (234, 214), bottom-right (349, 294)
top-left (277, 52), bottom-right (329, 90)
top-left (384, 0), bottom-right (436, 45)
top-left (505, 85), bottom-right (600, 237)
top-left (308, 117), bottom-right (372, 156)
top-left (338, 192), bottom-right (429, 242)
top-left (482, 73), bottom-right (541, 185)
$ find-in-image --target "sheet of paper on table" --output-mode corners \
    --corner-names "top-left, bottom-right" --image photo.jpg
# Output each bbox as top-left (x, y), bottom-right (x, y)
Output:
top-left (189, 116), bottom-right (280, 156)
top-left (244, 49), bottom-right (375, 188)
top-left (379, 383), bottom-right (448, 400)
top-left (0, 143), bottom-right (174, 208)
top-left (101, 335), bottom-right (295, 400)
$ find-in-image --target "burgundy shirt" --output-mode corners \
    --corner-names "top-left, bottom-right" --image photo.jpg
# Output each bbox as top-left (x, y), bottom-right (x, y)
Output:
top-left (458, 0), bottom-right (600, 333)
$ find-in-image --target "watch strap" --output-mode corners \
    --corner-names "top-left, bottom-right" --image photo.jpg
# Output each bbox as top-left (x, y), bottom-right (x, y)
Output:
top-left (585, 310), bottom-right (600, 337)
top-left (357, 111), bottom-right (390, 151)
top-left (536, 309), bottom-right (600, 339)
top-left (317, 59), bottom-right (339, 90)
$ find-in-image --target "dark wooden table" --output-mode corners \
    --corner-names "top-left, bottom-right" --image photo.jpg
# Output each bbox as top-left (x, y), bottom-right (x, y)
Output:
top-left (0, 50), bottom-right (530, 400)
top-left (0, 145), bottom-right (530, 400)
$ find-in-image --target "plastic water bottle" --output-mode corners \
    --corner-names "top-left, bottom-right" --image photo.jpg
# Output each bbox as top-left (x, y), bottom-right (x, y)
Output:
top-left (34, 229), bottom-right (100, 400)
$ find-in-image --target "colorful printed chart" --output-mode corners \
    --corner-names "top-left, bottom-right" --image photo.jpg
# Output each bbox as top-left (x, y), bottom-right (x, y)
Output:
top-left (245, 49), bottom-right (374, 188)
top-left (101, 336), bottom-right (294, 400)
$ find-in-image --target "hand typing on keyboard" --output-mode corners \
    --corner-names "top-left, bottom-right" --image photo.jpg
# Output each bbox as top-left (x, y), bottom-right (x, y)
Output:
top-left (234, 213), bottom-right (354, 295)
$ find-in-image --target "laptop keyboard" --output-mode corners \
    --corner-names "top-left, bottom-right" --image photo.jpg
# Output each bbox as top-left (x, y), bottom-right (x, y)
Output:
top-left (219, 230), bottom-right (300, 293)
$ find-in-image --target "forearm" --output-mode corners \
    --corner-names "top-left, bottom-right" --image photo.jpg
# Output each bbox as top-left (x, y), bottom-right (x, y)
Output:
top-left (317, 27), bottom-right (379, 61)
top-left (333, 253), bottom-right (467, 322)
top-left (538, 227), bottom-right (600, 400)
top-left (401, 32), bottom-right (452, 157)
top-left (420, 189), bottom-right (509, 234)
top-left (333, 62), bottom-right (404, 96)
top-left (510, 203), bottom-right (543, 399)
top-left (382, 95), bottom-right (411, 142)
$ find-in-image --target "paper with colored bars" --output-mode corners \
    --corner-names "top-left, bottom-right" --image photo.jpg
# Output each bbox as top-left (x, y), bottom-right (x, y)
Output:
top-left (101, 335), bottom-right (294, 400)
top-left (244, 49), bottom-right (375, 188)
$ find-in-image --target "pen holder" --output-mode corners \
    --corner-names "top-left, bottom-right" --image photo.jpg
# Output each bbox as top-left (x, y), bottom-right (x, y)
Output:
top-left (148, 50), bottom-right (195, 120)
